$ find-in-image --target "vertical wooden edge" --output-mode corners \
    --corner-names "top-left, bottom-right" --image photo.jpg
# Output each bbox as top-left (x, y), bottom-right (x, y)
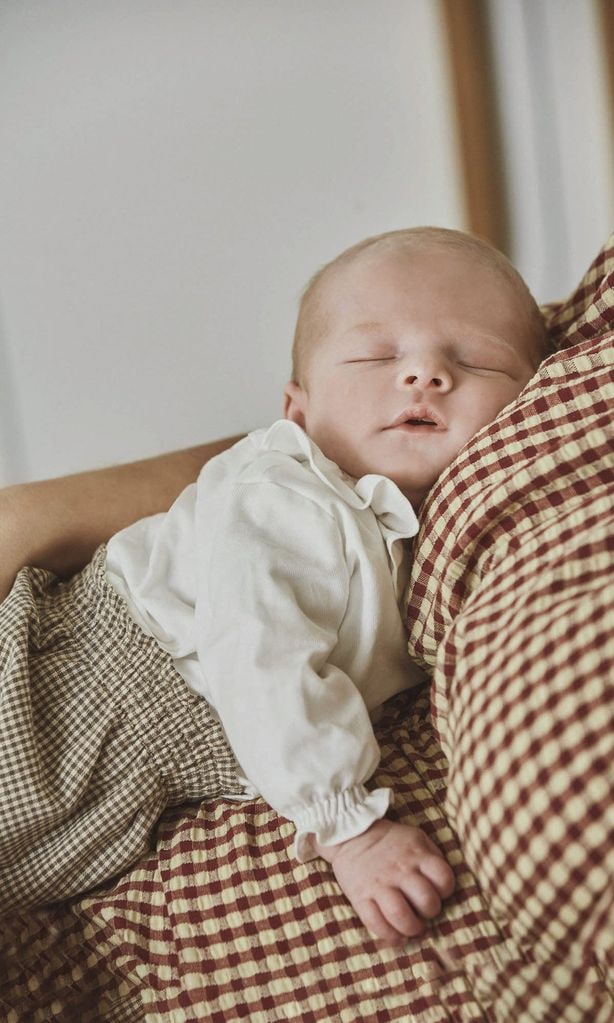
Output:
top-left (438, 0), bottom-right (509, 253)
top-left (596, 0), bottom-right (614, 159)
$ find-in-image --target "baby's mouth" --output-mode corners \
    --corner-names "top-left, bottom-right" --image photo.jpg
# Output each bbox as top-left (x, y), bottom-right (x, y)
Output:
top-left (387, 406), bottom-right (446, 431)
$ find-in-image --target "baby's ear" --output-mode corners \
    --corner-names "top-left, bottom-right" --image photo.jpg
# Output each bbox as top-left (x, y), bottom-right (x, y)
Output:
top-left (283, 381), bottom-right (308, 427)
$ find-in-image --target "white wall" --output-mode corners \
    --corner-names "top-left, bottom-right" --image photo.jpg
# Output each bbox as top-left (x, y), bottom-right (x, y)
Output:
top-left (0, 0), bottom-right (463, 485)
top-left (488, 0), bottom-right (614, 301)
top-left (1, 1), bottom-right (611, 487)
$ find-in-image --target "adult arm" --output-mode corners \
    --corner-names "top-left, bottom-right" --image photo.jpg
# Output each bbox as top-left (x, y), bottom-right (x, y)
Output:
top-left (0, 436), bottom-right (242, 600)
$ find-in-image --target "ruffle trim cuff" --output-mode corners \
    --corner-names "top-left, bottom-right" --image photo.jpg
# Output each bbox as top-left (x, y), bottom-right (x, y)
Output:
top-left (292, 784), bottom-right (392, 863)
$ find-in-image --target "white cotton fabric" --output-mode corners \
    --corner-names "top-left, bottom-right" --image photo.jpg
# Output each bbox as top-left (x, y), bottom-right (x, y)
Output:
top-left (106, 420), bottom-right (423, 859)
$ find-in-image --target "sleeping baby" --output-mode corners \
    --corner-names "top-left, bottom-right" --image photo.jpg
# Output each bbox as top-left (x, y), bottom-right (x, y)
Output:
top-left (0, 226), bottom-right (546, 944)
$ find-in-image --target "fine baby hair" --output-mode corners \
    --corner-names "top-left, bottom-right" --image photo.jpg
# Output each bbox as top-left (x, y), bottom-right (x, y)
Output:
top-left (291, 226), bottom-right (547, 385)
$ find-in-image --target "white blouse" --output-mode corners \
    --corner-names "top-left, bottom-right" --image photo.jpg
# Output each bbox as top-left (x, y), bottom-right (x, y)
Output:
top-left (106, 420), bottom-right (423, 859)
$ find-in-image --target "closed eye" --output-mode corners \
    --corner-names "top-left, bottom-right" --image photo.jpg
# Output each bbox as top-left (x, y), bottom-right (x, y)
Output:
top-left (458, 362), bottom-right (508, 375)
top-left (344, 356), bottom-right (397, 365)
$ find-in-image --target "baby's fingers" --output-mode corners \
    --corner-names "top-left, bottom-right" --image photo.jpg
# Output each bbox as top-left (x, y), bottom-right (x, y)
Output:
top-left (357, 893), bottom-right (426, 947)
top-left (358, 897), bottom-right (406, 946)
top-left (419, 853), bottom-right (456, 899)
top-left (400, 871), bottom-right (444, 920)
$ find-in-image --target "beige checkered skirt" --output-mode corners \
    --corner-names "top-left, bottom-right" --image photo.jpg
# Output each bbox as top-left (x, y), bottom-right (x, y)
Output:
top-left (0, 545), bottom-right (244, 914)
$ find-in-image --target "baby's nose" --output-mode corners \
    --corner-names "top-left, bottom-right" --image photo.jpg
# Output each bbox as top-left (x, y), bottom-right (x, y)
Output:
top-left (406, 372), bottom-right (445, 387)
top-left (398, 364), bottom-right (452, 391)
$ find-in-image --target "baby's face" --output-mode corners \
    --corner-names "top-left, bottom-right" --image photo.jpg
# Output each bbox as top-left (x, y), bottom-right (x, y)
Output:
top-left (284, 246), bottom-right (539, 507)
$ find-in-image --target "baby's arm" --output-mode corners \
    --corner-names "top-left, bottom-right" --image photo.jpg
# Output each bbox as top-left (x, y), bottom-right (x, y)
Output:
top-left (196, 466), bottom-right (454, 945)
top-left (314, 819), bottom-right (455, 945)
top-left (0, 436), bottom-right (242, 599)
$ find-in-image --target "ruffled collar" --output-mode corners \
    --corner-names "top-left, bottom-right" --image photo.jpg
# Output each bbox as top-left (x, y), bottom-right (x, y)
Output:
top-left (249, 420), bottom-right (419, 595)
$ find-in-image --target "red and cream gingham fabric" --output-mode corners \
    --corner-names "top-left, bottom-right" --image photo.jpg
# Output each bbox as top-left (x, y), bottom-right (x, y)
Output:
top-left (406, 232), bottom-right (614, 1019)
top-left (1, 236), bottom-right (612, 1022)
top-left (3, 689), bottom-right (500, 1023)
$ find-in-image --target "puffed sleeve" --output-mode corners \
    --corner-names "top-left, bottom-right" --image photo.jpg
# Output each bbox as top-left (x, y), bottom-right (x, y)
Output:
top-left (195, 475), bottom-right (392, 861)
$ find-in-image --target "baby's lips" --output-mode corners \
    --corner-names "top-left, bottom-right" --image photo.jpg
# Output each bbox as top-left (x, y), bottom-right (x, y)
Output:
top-left (388, 405), bottom-right (446, 430)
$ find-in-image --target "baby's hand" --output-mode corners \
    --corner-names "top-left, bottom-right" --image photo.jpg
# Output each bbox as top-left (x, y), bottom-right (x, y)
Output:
top-left (314, 819), bottom-right (455, 946)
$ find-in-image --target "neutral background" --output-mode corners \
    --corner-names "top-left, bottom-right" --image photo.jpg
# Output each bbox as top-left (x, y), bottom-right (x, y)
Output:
top-left (0, 0), bottom-right (612, 485)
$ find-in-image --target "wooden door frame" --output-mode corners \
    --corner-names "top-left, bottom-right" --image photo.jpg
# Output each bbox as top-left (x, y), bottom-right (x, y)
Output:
top-left (439, 0), bottom-right (509, 252)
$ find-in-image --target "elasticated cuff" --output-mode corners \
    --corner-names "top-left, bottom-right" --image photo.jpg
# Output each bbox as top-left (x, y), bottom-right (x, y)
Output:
top-left (293, 785), bottom-right (392, 862)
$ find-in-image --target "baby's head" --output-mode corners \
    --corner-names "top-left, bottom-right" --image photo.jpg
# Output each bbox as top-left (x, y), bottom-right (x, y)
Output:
top-left (284, 226), bottom-right (546, 506)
